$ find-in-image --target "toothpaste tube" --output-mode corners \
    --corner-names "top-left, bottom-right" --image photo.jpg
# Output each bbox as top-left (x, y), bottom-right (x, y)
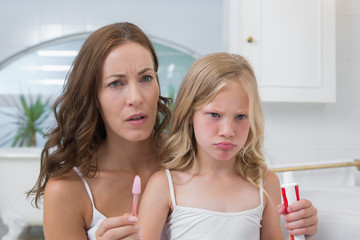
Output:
top-left (281, 171), bottom-right (305, 240)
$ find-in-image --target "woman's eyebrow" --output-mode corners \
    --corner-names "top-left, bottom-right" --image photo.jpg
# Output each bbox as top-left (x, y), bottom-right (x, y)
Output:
top-left (138, 67), bottom-right (154, 75)
top-left (105, 67), bottom-right (154, 80)
top-left (105, 73), bottom-right (126, 80)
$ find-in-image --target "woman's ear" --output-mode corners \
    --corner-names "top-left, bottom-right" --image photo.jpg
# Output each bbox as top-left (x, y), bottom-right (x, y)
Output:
top-left (188, 113), bottom-right (193, 124)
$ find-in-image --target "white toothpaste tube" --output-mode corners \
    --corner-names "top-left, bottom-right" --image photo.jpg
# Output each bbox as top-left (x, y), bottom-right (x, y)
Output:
top-left (281, 171), bottom-right (305, 240)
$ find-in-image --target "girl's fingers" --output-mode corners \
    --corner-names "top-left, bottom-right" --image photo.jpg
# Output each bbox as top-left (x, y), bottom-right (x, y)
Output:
top-left (285, 200), bottom-right (317, 222)
top-left (285, 214), bottom-right (318, 237)
top-left (288, 199), bottom-right (312, 213)
top-left (277, 204), bottom-right (286, 215)
top-left (283, 199), bottom-right (318, 238)
top-left (287, 224), bottom-right (318, 238)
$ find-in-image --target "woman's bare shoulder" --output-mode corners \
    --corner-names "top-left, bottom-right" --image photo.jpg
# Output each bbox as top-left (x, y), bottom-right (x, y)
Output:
top-left (43, 169), bottom-right (91, 238)
top-left (44, 168), bottom-right (92, 219)
top-left (45, 169), bottom-right (84, 200)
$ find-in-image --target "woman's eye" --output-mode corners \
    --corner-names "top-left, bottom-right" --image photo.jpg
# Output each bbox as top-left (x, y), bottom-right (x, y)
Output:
top-left (109, 81), bottom-right (122, 87)
top-left (209, 112), bottom-right (220, 118)
top-left (236, 114), bottom-right (246, 120)
top-left (141, 75), bottom-right (153, 82)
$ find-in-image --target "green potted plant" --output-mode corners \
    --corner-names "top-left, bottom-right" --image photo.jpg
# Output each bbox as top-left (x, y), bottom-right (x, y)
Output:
top-left (0, 94), bottom-right (51, 147)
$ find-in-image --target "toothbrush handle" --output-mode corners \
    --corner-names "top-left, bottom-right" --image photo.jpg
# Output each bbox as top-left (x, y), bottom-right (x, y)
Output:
top-left (132, 195), bottom-right (138, 216)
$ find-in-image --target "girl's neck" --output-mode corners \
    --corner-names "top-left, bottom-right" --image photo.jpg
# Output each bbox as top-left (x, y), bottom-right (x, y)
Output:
top-left (193, 154), bottom-right (237, 176)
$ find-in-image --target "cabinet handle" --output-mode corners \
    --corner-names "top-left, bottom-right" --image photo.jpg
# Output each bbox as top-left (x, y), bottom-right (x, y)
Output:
top-left (247, 36), bottom-right (254, 43)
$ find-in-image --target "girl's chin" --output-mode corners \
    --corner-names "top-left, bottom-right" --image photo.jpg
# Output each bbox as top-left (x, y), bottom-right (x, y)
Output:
top-left (214, 154), bottom-right (237, 162)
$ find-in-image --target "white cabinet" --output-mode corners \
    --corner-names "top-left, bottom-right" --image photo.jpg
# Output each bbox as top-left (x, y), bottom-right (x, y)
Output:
top-left (226, 0), bottom-right (336, 102)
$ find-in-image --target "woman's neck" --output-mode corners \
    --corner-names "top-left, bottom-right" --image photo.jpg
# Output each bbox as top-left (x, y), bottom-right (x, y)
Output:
top-left (97, 136), bottom-right (159, 173)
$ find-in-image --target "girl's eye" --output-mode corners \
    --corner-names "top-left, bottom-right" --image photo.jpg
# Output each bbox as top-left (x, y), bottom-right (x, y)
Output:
top-left (236, 114), bottom-right (246, 120)
top-left (109, 81), bottom-right (122, 87)
top-left (141, 75), bottom-right (153, 82)
top-left (209, 112), bottom-right (220, 118)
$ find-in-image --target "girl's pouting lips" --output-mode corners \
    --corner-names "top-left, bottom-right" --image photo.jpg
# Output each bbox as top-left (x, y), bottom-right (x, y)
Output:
top-left (214, 142), bottom-right (236, 150)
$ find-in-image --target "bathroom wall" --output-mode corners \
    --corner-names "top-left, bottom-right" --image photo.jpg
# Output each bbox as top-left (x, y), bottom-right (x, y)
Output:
top-left (0, 0), bottom-right (224, 63)
top-left (0, 0), bottom-right (359, 226)
top-left (1, 0), bottom-right (358, 167)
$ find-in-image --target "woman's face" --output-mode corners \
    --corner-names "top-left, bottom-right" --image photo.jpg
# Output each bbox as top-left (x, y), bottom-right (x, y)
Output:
top-left (98, 42), bottom-right (159, 142)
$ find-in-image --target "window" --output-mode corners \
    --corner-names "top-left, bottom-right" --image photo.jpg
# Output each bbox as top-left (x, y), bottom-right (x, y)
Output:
top-left (0, 33), bottom-right (198, 147)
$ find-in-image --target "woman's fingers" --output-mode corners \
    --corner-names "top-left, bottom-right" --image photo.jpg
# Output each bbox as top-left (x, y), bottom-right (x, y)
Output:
top-left (102, 225), bottom-right (140, 240)
top-left (96, 215), bottom-right (140, 240)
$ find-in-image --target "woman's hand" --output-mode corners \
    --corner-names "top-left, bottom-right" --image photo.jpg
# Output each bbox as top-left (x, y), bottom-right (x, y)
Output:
top-left (96, 214), bottom-right (141, 240)
top-left (277, 199), bottom-right (318, 239)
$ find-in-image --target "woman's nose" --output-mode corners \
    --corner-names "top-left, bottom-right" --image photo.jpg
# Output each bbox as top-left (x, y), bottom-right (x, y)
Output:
top-left (126, 83), bottom-right (143, 106)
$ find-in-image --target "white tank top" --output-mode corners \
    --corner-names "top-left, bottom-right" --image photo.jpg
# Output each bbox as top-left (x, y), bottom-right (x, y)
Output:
top-left (162, 169), bottom-right (264, 240)
top-left (73, 167), bottom-right (106, 240)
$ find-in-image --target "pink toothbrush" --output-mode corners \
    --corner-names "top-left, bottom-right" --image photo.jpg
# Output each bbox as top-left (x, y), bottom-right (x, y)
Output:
top-left (131, 175), bottom-right (141, 216)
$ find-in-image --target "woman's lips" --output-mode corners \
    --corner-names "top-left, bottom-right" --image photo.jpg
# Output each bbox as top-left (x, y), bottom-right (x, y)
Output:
top-left (126, 113), bottom-right (147, 126)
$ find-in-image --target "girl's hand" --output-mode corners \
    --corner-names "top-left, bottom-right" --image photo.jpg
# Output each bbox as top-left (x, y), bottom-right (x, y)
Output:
top-left (277, 199), bottom-right (318, 239)
top-left (96, 214), bottom-right (141, 240)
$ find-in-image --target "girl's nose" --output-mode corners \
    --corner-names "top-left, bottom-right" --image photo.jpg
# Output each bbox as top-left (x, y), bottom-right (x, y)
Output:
top-left (126, 83), bottom-right (143, 106)
top-left (218, 119), bottom-right (235, 138)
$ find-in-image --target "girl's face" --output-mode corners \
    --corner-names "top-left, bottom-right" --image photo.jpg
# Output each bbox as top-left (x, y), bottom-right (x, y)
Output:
top-left (192, 80), bottom-right (250, 163)
top-left (98, 42), bottom-right (159, 142)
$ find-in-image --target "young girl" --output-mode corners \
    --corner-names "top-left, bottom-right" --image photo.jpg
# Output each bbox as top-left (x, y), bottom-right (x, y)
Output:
top-left (139, 53), bottom-right (314, 239)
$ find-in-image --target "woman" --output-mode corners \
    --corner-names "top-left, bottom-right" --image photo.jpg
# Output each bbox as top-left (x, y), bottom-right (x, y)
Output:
top-left (28, 22), bottom-right (317, 240)
top-left (28, 22), bottom-right (170, 239)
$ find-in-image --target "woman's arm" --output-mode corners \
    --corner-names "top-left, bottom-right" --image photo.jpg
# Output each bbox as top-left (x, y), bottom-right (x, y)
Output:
top-left (45, 174), bottom-right (140, 240)
top-left (260, 171), bottom-right (285, 240)
top-left (43, 177), bottom-right (89, 240)
top-left (138, 170), bottom-right (172, 240)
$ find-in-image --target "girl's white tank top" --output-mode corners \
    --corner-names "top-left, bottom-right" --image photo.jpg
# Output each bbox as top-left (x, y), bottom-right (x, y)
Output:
top-left (162, 169), bottom-right (264, 240)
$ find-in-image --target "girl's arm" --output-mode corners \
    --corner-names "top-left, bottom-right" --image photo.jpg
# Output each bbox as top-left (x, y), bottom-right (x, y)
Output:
top-left (138, 170), bottom-right (172, 240)
top-left (260, 171), bottom-right (285, 240)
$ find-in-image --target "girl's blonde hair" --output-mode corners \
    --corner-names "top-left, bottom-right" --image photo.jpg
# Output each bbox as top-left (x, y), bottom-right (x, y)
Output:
top-left (161, 53), bottom-right (267, 186)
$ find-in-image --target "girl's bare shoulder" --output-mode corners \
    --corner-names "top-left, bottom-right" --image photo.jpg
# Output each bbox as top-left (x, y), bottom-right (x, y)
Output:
top-left (263, 170), bottom-right (280, 189)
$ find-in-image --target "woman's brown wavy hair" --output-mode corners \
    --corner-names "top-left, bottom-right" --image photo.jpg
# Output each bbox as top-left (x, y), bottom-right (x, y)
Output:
top-left (161, 53), bottom-right (267, 187)
top-left (28, 22), bottom-right (171, 207)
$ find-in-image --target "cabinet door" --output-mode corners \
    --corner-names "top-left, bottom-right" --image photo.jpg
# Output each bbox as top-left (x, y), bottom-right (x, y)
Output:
top-left (227, 0), bottom-right (336, 102)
